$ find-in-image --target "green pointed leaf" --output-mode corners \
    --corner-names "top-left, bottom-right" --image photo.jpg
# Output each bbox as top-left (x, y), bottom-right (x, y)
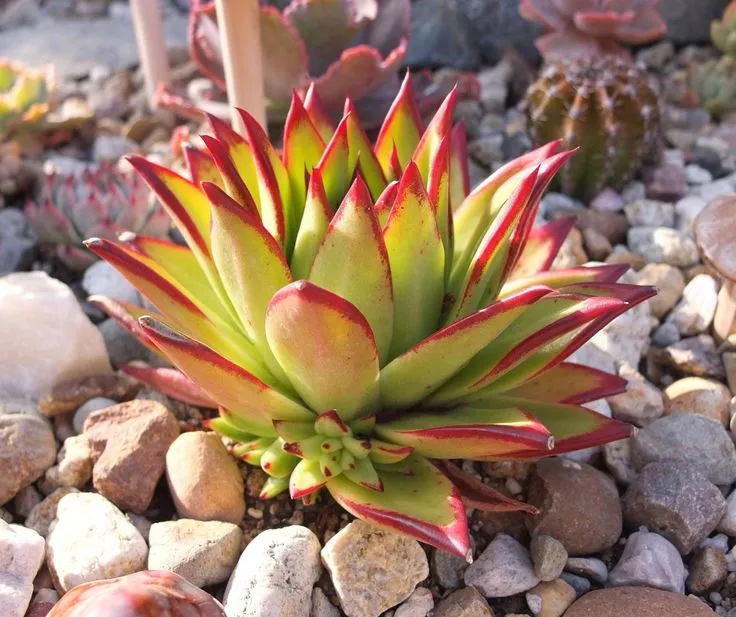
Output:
top-left (273, 419), bottom-right (317, 442)
top-left (260, 476), bottom-right (290, 499)
top-left (315, 409), bottom-right (351, 437)
top-left (265, 281), bottom-right (380, 422)
top-left (499, 264), bottom-right (629, 299)
top-left (309, 177), bottom-right (394, 363)
top-left (344, 99), bottom-right (387, 200)
top-left (374, 405), bottom-right (553, 459)
top-left (290, 458), bottom-right (328, 498)
top-left (375, 74), bottom-right (423, 177)
top-left (383, 162), bottom-right (445, 357)
top-left (290, 169), bottom-right (333, 280)
top-left (374, 181), bottom-right (398, 228)
top-left (412, 87), bottom-right (457, 182)
top-left (261, 439), bottom-right (300, 478)
top-left (344, 457), bottom-right (383, 491)
top-left (379, 285), bottom-right (552, 409)
top-left (427, 134), bottom-right (453, 282)
top-left (327, 455), bottom-right (471, 560)
top-left (316, 115), bottom-right (350, 210)
top-left (206, 416), bottom-right (254, 442)
top-left (368, 440), bottom-right (413, 465)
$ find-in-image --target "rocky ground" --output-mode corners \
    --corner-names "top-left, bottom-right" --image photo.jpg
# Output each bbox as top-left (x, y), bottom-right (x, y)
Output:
top-left (4, 2), bottom-right (736, 617)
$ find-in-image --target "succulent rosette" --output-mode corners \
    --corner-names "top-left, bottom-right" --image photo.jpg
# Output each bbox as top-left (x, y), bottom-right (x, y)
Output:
top-left (0, 58), bottom-right (54, 138)
top-left (189, 0), bottom-right (409, 126)
top-left (87, 78), bottom-right (653, 558)
top-left (519, 0), bottom-right (667, 61)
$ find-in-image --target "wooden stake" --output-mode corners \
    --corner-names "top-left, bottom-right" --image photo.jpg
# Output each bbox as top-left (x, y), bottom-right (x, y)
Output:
top-left (214, 0), bottom-right (267, 135)
top-left (130, 0), bottom-right (171, 109)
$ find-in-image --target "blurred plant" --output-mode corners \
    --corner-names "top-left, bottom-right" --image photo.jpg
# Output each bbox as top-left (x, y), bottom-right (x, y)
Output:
top-left (25, 161), bottom-right (171, 270)
top-left (712, 1), bottom-right (736, 57)
top-left (47, 570), bottom-right (226, 617)
top-left (526, 56), bottom-right (661, 200)
top-left (687, 56), bottom-right (736, 119)
top-left (188, 0), bottom-right (410, 127)
top-left (519, 0), bottom-right (667, 61)
top-left (87, 79), bottom-right (652, 558)
top-left (0, 58), bottom-right (54, 138)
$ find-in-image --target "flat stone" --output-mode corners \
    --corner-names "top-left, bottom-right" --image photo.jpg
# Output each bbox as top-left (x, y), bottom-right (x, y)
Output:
top-left (658, 335), bottom-right (725, 379)
top-left (24, 488), bottom-right (78, 538)
top-left (148, 519), bottom-right (243, 588)
top-left (46, 492), bottom-right (147, 593)
top-left (464, 533), bottom-right (538, 598)
top-left (223, 526), bottom-right (321, 617)
top-left (634, 263), bottom-right (685, 318)
top-left (166, 431), bottom-right (245, 524)
top-left (0, 272), bottom-right (111, 399)
top-left (627, 226), bottom-right (699, 267)
top-left (564, 558), bottom-right (608, 584)
top-left (530, 535), bottom-right (567, 582)
top-left (632, 414), bottom-right (736, 485)
top-left (433, 587), bottom-right (494, 617)
top-left (607, 365), bottom-right (664, 426)
top-left (525, 459), bottom-right (621, 556)
top-left (0, 520), bottom-right (45, 617)
top-left (603, 439), bottom-right (637, 485)
top-left (686, 547), bottom-right (727, 593)
top-left (525, 579), bottom-right (575, 617)
top-left (43, 434), bottom-right (93, 490)
top-left (563, 586), bottom-right (716, 616)
top-left (717, 490), bottom-right (736, 536)
top-left (665, 274), bottom-right (718, 336)
top-left (623, 461), bottom-right (725, 554)
top-left (322, 521), bottom-right (428, 617)
top-left (84, 400), bottom-right (179, 513)
top-left (38, 373), bottom-right (139, 417)
top-left (664, 376), bottom-right (731, 426)
top-left (394, 587), bottom-right (434, 617)
top-left (0, 414), bottom-right (56, 506)
top-left (608, 531), bottom-right (685, 593)
top-left (311, 588), bottom-right (340, 617)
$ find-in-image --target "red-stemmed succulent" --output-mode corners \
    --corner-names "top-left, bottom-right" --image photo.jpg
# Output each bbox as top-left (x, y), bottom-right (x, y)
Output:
top-left (86, 77), bottom-right (653, 559)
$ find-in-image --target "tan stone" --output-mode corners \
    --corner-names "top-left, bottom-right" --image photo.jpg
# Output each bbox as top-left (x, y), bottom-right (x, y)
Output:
top-left (563, 586), bottom-right (715, 616)
top-left (166, 432), bottom-right (245, 524)
top-left (664, 376), bottom-right (731, 426)
top-left (526, 579), bottom-right (575, 617)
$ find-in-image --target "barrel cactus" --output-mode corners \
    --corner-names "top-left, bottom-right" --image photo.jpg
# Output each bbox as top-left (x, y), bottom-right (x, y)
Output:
top-left (525, 56), bottom-right (661, 200)
top-left (47, 570), bottom-right (226, 617)
top-left (25, 161), bottom-right (172, 270)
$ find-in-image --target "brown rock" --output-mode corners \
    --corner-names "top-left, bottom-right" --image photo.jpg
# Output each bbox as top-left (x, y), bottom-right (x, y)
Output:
top-left (166, 431), bottom-right (245, 524)
top-left (687, 547), bottom-right (727, 593)
top-left (526, 579), bottom-right (575, 617)
top-left (433, 587), bottom-right (494, 617)
top-left (525, 459), bottom-right (621, 556)
top-left (25, 487), bottom-right (78, 537)
top-left (84, 400), bottom-right (179, 513)
top-left (39, 373), bottom-right (140, 417)
top-left (562, 586), bottom-right (715, 616)
top-left (550, 208), bottom-right (628, 245)
top-left (663, 376), bottom-right (731, 426)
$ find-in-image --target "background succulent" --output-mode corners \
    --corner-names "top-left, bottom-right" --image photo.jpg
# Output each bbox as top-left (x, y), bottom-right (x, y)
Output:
top-left (0, 58), bottom-right (54, 139)
top-left (88, 80), bottom-right (652, 557)
top-left (712, 1), bottom-right (736, 57)
top-left (687, 56), bottom-right (736, 119)
top-left (189, 0), bottom-right (410, 127)
top-left (519, 0), bottom-right (667, 61)
top-left (25, 161), bottom-right (171, 270)
top-left (47, 570), bottom-right (226, 617)
top-left (525, 56), bottom-right (661, 200)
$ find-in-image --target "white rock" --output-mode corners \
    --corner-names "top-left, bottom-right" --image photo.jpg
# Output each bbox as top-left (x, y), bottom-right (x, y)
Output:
top-left (82, 260), bottom-right (141, 305)
top-left (718, 491), bottom-right (736, 537)
top-left (624, 200), bottom-right (675, 227)
top-left (43, 434), bottom-right (93, 489)
top-left (608, 530), bottom-right (686, 593)
top-left (394, 587), bottom-right (434, 617)
top-left (148, 519), bottom-right (243, 588)
top-left (464, 533), bottom-right (539, 598)
top-left (568, 342), bottom-right (616, 374)
top-left (565, 557), bottom-right (608, 583)
top-left (224, 526), bottom-right (321, 617)
top-left (627, 227), bottom-right (699, 267)
top-left (46, 492), bottom-right (147, 592)
top-left (0, 520), bottom-right (45, 617)
top-left (0, 272), bottom-right (111, 399)
top-left (634, 263), bottom-right (685, 319)
top-left (607, 365), bottom-right (664, 427)
top-left (685, 165), bottom-right (713, 185)
top-left (73, 397), bottom-right (115, 434)
top-left (322, 521), bottom-right (428, 617)
top-left (666, 274), bottom-right (718, 336)
top-left (675, 195), bottom-right (708, 234)
top-left (311, 588), bottom-right (340, 617)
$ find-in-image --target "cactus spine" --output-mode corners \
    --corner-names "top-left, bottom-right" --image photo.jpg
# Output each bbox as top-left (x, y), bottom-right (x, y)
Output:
top-left (525, 57), bottom-right (661, 200)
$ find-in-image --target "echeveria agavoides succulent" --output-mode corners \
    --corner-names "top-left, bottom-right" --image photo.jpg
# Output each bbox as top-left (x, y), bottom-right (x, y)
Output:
top-left (87, 78), bottom-right (653, 559)
top-left (519, 0), bottom-right (667, 61)
top-left (0, 58), bottom-right (54, 138)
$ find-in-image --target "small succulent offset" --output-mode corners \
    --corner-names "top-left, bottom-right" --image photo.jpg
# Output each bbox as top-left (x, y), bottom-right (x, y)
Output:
top-left (712, 1), bottom-right (736, 57)
top-left (519, 0), bottom-right (667, 61)
top-left (189, 0), bottom-right (409, 127)
top-left (87, 79), bottom-right (653, 558)
top-left (0, 59), bottom-right (54, 138)
top-left (47, 570), bottom-right (226, 617)
top-left (25, 162), bottom-right (171, 270)
top-left (687, 57), bottom-right (736, 119)
top-left (526, 57), bottom-right (661, 200)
